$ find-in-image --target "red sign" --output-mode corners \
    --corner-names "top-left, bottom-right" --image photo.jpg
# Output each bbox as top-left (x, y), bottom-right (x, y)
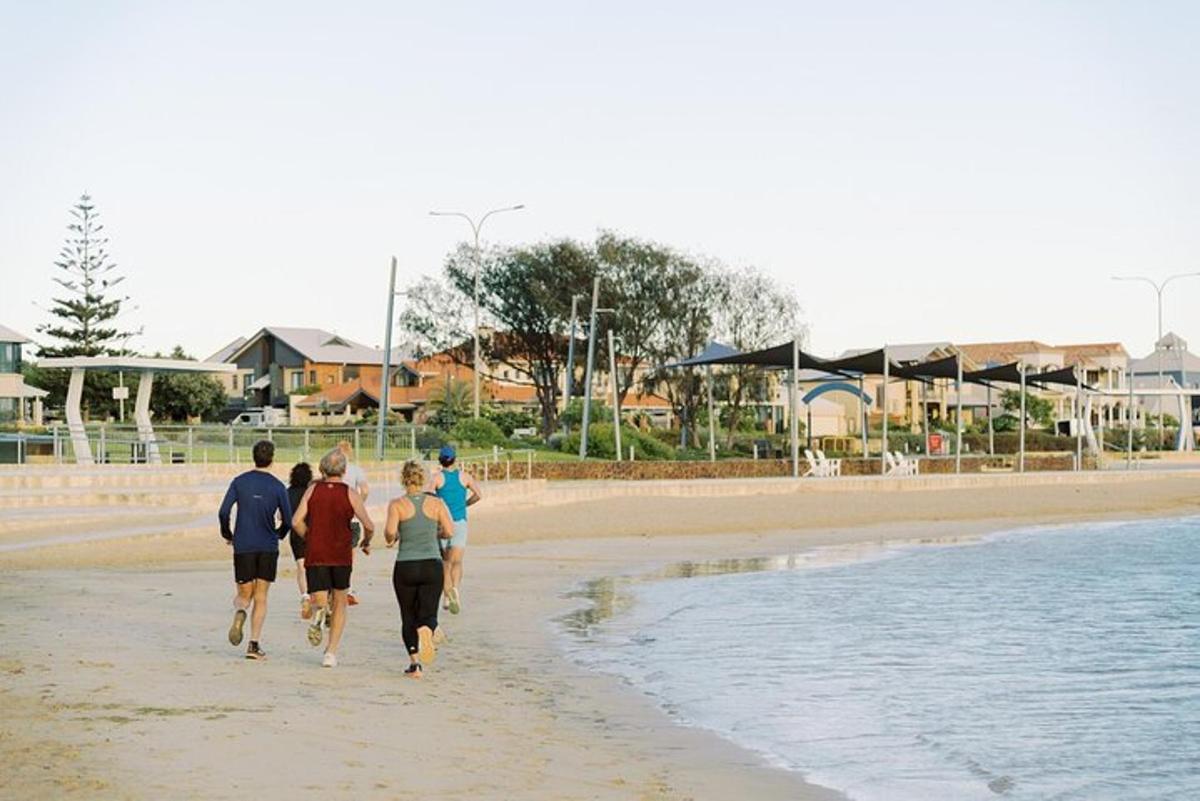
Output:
top-left (928, 433), bottom-right (943, 454)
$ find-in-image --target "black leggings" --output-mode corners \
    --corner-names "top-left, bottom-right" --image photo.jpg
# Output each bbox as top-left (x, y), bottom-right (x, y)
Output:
top-left (392, 559), bottom-right (444, 654)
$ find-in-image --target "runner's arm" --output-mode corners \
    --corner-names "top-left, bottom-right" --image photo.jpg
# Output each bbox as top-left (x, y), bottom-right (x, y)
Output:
top-left (218, 482), bottom-right (237, 541)
top-left (292, 485), bottom-right (315, 537)
top-left (435, 498), bottom-right (454, 538)
top-left (275, 484), bottom-right (292, 539)
top-left (465, 472), bottom-right (482, 506)
top-left (384, 500), bottom-right (401, 546)
top-left (348, 490), bottom-right (375, 540)
top-left (356, 473), bottom-right (370, 503)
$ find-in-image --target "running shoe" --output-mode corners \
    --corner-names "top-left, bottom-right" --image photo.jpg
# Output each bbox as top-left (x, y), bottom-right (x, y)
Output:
top-left (245, 642), bottom-right (266, 660)
top-left (300, 594), bottom-right (312, 620)
top-left (322, 651), bottom-right (338, 668)
top-left (417, 625), bottom-right (436, 665)
top-left (347, 591), bottom-right (360, 607)
top-left (442, 593), bottom-right (450, 611)
top-left (307, 608), bottom-right (325, 647)
top-left (447, 587), bottom-right (461, 615)
top-left (433, 627), bottom-right (448, 645)
top-left (228, 609), bottom-right (247, 646)
top-left (404, 663), bottom-right (422, 679)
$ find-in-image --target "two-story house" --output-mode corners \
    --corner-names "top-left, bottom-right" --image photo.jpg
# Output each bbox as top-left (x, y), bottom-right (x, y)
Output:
top-left (0, 325), bottom-right (47, 425)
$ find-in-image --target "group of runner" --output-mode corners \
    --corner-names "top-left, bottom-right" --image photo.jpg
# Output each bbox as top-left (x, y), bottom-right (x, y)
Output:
top-left (218, 439), bottom-right (480, 674)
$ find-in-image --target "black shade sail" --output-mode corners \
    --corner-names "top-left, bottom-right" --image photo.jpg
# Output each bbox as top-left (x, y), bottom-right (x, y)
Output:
top-left (818, 349), bottom-right (900, 376)
top-left (661, 341), bottom-right (742, 369)
top-left (963, 361), bottom-right (1023, 386)
top-left (671, 340), bottom-right (833, 371)
top-left (1028, 366), bottom-right (1095, 390)
top-left (893, 354), bottom-right (961, 381)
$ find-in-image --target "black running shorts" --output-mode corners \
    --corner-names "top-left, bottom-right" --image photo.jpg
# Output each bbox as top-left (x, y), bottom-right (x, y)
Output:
top-left (233, 551), bottom-right (279, 584)
top-left (306, 564), bottom-right (352, 593)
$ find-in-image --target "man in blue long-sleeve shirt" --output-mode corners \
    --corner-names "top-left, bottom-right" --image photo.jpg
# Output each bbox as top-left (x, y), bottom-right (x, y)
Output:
top-left (218, 440), bottom-right (292, 660)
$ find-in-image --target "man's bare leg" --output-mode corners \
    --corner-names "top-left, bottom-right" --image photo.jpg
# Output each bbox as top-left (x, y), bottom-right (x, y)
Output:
top-left (250, 579), bottom-right (270, 641)
top-left (229, 582), bottom-right (253, 645)
top-left (326, 589), bottom-right (349, 656)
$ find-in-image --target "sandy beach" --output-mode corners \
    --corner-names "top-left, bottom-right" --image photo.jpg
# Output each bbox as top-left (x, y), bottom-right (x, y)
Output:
top-left (3, 471), bottom-right (1199, 800)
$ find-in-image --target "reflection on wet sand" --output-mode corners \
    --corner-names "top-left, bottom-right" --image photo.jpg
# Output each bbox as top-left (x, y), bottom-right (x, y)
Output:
top-left (561, 535), bottom-right (984, 638)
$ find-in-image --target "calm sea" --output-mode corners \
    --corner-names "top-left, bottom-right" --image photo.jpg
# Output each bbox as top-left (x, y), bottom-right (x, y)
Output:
top-left (564, 518), bottom-right (1200, 800)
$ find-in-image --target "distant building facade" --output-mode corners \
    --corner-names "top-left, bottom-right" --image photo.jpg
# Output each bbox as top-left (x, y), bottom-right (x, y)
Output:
top-left (0, 325), bottom-right (47, 425)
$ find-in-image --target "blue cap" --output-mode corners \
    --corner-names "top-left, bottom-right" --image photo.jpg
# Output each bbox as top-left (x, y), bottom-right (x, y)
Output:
top-left (438, 444), bottom-right (456, 462)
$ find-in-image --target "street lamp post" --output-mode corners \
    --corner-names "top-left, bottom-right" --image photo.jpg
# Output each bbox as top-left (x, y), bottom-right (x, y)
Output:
top-left (1111, 272), bottom-right (1200, 449)
top-left (430, 204), bottom-right (525, 419)
top-left (563, 294), bottom-right (584, 434)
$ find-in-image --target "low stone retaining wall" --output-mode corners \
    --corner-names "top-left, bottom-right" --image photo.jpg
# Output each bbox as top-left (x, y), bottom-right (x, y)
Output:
top-left (528, 454), bottom-right (1095, 481)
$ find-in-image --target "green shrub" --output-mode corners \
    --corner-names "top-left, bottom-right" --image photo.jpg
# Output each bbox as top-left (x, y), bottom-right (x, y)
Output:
top-left (559, 423), bottom-right (676, 460)
top-left (559, 399), bottom-right (612, 429)
top-left (450, 418), bottom-right (508, 447)
top-left (414, 427), bottom-right (449, 452)
top-left (483, 407), bottom-right (536, 437)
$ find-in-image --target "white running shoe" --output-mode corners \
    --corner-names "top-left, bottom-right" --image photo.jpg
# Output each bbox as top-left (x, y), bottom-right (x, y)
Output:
top-left (322, 651), bottom-right (338, 668)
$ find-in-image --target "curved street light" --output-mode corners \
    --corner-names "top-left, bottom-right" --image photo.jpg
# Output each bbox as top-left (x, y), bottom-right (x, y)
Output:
top-left (1111, 272), bottom-right (1200, 448)
top-left (430, 204), bottom-right (526, 419)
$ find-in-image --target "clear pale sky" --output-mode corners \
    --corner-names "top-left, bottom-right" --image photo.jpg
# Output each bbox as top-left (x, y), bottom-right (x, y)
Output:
top-left (2, 2), bottom-right (1198, 361)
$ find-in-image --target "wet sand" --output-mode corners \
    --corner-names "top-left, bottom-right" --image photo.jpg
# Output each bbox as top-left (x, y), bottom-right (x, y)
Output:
top-left (2, 473), bottom-right (1198, 800)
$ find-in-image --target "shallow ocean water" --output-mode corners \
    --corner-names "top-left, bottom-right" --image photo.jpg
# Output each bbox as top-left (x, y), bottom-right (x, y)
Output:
top-left (565, 518), bottom-right (1200, 801)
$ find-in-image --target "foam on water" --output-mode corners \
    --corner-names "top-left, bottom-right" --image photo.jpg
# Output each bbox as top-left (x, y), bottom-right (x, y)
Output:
top-left (564, 518), bottom-right (1200, 800)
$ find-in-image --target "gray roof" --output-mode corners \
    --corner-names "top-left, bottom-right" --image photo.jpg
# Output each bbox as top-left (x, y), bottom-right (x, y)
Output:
top-left (227, 327), bottom-right (395, 365)
top-left (205, 336), bottom-right (248, 363)
top-left (1131, 349), bottom-right (1200, 375)
top-left (0, 325), bottom-right (31, 344)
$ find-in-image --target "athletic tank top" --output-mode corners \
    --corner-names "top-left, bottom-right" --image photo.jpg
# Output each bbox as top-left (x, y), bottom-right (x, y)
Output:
top-left (395, 494), bottom-right (443, 562)
top-left (304, 481), bottom-right (355, 566)
top-left (437, 469), bottom-right (468, 521)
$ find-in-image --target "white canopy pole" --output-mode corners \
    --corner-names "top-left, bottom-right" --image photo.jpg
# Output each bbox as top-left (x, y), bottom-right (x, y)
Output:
top-left (955, 350), bottom-right (963, 473)
top-left (608, 329), bottom-right (622, 462)
top-left (987, 383), bottom-right (995, 455)
top-left (1080, 366), bottom-right (1089, 472)
top-left (859, 376), bottom-right (868, 457)
top-left (65, 367), bottom-right (93, 465)
top-left (706, 364), bottom-right (716, 462)
top-left (881, 346), bottom-right (889, 475)
top-left (791, 337), bottom-right (800, 478)
top-left (135, 370), bottom-right (161, 464)
top-left (1127, 358), bottom-right (1134, 469)
top-left (1019, 364), bottom-right (1026, 473)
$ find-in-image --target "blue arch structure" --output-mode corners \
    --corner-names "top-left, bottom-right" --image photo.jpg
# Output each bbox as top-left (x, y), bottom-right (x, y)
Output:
top-left (801, 381), bottom-right (874, 407)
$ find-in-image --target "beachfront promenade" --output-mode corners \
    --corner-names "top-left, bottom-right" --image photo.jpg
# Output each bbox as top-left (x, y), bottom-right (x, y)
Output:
top-left (3, 462), bottom-right (1198, 559)
top-left (4, 463), bottom-right (1200, 800)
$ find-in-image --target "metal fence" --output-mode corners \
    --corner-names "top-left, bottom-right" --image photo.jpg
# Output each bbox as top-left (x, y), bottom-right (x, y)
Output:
top-left (18, 424), bottom-right (543, 475)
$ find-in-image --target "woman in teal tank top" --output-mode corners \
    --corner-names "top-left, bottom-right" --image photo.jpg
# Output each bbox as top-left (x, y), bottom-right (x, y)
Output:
top-left (385, 461), bottom-right (453, 677)
top-left (431, 445), bottom-right (481, 615)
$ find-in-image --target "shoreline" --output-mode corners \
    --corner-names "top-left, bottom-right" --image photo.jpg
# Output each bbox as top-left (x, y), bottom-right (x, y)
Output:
top-left (3, 474), bottom-right (1200, 799)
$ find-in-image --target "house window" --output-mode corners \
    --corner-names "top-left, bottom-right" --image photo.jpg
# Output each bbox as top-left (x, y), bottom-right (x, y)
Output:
top-left (344, 365), bottom-right (360, 381)
top-left (291, 371), bottom-right (303, 390)
top-left (0, 343), bottom-right (17, 374)
top-left (231, 375), bottom-right (239, 390)
top-left (309, 370), bottom-right (317, 385)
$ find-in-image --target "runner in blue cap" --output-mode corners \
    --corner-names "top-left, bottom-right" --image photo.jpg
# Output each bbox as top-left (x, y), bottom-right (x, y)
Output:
top-left (427, 444), bottom-right (481, 614)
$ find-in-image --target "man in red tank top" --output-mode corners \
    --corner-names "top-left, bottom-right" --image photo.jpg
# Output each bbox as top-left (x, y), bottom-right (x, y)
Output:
top-left (292, 448), bottom-right (374, 668)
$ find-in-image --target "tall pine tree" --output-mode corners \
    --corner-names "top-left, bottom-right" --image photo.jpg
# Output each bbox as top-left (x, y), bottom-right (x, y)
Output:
top-left (38, 193), bottom-right (140, 357)
top-left (31, 194), bottom-right (141, 419)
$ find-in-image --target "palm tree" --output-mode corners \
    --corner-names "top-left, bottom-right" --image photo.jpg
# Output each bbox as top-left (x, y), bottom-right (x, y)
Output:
top-left (426, 377), bottom-right (473, 428)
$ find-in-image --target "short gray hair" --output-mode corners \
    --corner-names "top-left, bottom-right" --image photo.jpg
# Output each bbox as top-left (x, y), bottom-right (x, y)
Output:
top-left (319, 448), bottom-right (347, 477)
